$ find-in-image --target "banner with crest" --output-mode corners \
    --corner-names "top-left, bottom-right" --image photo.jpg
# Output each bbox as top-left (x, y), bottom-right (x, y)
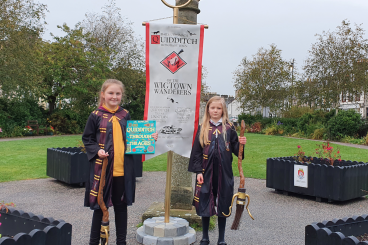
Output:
top-left (144, 23), bottom-right (204, 160)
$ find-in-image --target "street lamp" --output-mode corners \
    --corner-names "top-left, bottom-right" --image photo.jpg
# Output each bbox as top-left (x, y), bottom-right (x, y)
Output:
top-left (290, 59), bottom-right (294, 107)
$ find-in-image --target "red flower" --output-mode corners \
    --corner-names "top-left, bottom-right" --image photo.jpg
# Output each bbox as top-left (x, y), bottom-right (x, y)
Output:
top-left (297, 145), bottom-right (301, 149)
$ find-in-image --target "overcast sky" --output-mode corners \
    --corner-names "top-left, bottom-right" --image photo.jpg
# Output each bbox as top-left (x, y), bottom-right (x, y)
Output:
top-left (43, 0), bottom-right (368, 96)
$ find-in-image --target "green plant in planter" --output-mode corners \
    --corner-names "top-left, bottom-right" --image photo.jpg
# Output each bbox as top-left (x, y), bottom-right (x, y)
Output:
top-left (293, 145), bottom-right (312, 163)
top-left (76, 140), bottom-right (86, 153)
top-left (23, 126), bottom-right (33, 136)
top-left (47, 126), bottom-right (55, 135)
top-left (0, 201), bottom-right (16, 238)
top-left (294, 141), bottom-right (342, 166)
top-left (315, 141), bottom-right (341, 166)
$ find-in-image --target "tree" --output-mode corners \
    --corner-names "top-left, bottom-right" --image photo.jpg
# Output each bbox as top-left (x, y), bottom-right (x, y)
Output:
top-left (201, 66), bottom-right (210, 101)
top-left (80, 0), bottom-right (147, 119)
top-left (303, 20), bottom-right (368, 110)
top-left (81, 0), bottom-right (144, 69)
top-left (296, 77), bottom-right (320, 108)
top-left (0, 0), bottom-right (47, 98)
top-left (113, 67), bottom-right (146, 120)
top-left (233, 44), bottom-right (291, 114)
top-left (39, 24), bottom-right (111, 114)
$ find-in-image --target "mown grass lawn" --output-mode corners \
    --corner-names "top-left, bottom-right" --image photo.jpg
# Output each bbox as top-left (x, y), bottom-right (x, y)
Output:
top-left (0, 134), bottom-right (367, 182)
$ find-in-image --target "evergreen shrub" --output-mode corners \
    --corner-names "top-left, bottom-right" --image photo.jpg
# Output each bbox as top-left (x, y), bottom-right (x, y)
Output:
top-left (49, 110), bottom-right (81, 134)
top-left (327, 110), bottom-right (363, 139)
top-left (282, 106), bottom-right (314, 118)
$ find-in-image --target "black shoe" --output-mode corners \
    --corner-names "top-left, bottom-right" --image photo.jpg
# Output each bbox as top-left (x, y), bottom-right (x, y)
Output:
top-left (217, 242), bottom-right (227, 245)
top-left (200, 238), bottom-right (210, 245)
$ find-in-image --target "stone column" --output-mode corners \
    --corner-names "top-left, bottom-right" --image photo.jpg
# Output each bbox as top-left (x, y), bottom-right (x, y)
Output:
top-left (170, 0), bottom-right (201, 210)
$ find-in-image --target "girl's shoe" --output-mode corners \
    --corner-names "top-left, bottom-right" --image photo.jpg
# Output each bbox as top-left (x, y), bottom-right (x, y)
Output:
top-left (217, 242), bottom-right (227, 245)
top-left (200, 238), bottom-right (210, 245)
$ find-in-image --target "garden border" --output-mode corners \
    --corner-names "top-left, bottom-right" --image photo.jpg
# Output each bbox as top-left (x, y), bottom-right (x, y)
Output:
top-left (0, 207), bottom-right (72, 245)
top-left (305, 214), bottom-right (368, 244)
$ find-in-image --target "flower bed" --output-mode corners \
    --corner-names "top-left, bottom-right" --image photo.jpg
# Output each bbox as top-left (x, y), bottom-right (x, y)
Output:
top-left (266, 157), bottom-right (368, 202)
top-left (0, 207), bottom-right (72, 245)
top-left (305, 214), bottom-right (368, 244)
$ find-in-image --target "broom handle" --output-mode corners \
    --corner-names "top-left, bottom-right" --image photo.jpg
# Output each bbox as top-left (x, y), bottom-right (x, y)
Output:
top-left (238, 120), bottom-right (245, 189)
top-left (97, 158), bottom-right (109, 223)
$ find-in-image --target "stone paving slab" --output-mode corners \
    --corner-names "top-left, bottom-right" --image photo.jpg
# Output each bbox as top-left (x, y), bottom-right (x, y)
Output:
top-left (1, 172), bottom-right (368, 244)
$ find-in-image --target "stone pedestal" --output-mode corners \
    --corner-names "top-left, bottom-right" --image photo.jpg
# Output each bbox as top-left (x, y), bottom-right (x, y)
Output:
top-left (136, 217), bottom-right (196, 245)
top-left (142, 202), bottom-right (201, 227)
top-left (176, 0), bottom-right (200, 24)
top-left (170, 153), bottom-right (193, 210)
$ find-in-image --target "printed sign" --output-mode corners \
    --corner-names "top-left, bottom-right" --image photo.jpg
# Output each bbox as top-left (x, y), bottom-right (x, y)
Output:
top-left (126, 120), bottom-right (156, 154)
top-left (144, 23), bottom-right (204, 160)
top-left (294, 164), bottom-right (308, 188)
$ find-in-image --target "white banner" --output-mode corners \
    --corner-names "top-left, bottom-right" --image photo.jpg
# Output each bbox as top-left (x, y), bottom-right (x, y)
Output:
top-left (143, 23), bottom-right (204, 160)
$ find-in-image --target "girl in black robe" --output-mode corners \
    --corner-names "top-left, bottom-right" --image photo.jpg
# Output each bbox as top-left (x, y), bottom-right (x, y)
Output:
top-left (82, 79), bottom-right (157, 245)
top-left (188, 96), bottom-right (246, 245)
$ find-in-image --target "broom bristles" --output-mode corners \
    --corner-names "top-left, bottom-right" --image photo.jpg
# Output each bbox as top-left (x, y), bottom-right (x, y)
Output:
top-left (231, 204), bottom-right (245, 230)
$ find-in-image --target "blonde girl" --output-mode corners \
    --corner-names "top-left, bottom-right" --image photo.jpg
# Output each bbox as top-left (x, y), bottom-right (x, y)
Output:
top-left (82, 79), bottom-right (157, 245)
top-left (188, 96), bottom-right (246, 245)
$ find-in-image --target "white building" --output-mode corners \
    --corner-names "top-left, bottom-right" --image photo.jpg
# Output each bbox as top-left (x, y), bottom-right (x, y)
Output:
top-left (339, 92), bottom-right (368, 119)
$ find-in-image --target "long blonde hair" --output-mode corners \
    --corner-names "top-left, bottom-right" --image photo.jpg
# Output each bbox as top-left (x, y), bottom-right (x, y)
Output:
top-left (98, 79), bottom-right (125, 107)
top-left (199, 96), bottom-right (230, 147)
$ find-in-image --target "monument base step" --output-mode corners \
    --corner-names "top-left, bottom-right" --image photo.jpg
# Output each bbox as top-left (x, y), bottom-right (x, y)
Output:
top-left (136, 217), bottom-right (196, 245)
top-left (141, 202), bottom-right (202, 227)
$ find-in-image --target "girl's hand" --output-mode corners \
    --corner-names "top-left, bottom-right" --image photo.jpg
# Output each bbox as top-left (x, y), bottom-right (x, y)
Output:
top-left (239, 136), bottom-right (247, 145)
top-left (152, 132), bottom-right (158, 141)
top-left (197, 173), bottom-right (204, 184)
top-left (98, 149), bottom-right (109, 158)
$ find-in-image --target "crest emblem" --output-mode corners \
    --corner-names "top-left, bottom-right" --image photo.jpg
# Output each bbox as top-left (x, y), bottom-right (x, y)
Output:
top-left (298, 169), bottom-right (304, 179)
top-left (160, 50), bottom-right (186, 74)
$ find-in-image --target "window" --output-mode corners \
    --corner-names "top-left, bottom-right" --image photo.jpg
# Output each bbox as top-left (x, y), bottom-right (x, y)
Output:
top-left (348, 93), bottom-right (353, 102)
top-left (342, 92), bottom-right (346, 102)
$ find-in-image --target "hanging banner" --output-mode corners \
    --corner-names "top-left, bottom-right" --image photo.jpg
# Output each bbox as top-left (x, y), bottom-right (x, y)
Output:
top-left (144, 22), bottom-right (204, 160)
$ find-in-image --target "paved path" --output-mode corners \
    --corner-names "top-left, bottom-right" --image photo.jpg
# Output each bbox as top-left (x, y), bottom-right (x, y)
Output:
top-left (282, 136), bottom-right (368, 150)
top-left (2, 172), bottom-right (368, 245)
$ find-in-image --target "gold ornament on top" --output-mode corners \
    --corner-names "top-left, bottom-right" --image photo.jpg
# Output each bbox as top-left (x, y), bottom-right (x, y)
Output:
top-left (161, 0), bottom-right (193, 24)
top-left (142, 0), bottom-right (208, 28)
top-left (161, 0), bottom-right (193, 9)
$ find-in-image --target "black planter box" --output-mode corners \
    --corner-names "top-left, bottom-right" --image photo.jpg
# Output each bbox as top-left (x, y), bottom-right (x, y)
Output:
top-left (305, 214), bottom-right (368, 244)
top-left (266, 157), bottom-right (368, 202)
top-left (0, 207), bottom-right (72, 245)
top-left (47, 147), bottom-right (143, 185)
top-left (47, 147), bottom-right (89, 185)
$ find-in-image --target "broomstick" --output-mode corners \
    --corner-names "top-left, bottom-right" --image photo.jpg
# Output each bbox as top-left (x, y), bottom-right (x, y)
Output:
top-left (222, 120), bottom-right (254, 230)
top-left (97, 158), bottom-right (109, 245)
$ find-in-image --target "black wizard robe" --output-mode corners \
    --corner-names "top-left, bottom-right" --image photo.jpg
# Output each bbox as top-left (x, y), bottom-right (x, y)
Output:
top-left (82, 106), bottom-right (136, 210)
top-left (188, 121), bottom-right (243, 217)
